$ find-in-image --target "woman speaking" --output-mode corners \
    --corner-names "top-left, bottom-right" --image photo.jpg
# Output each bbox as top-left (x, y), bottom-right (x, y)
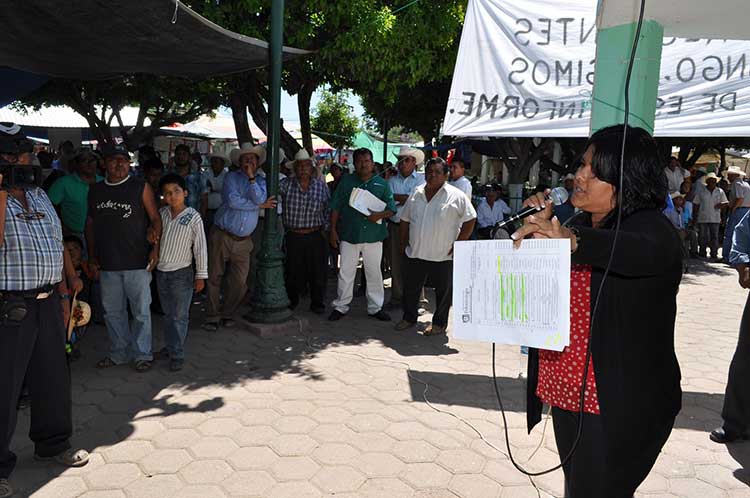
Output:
top-left (512, 125), bottom-right (683, 498)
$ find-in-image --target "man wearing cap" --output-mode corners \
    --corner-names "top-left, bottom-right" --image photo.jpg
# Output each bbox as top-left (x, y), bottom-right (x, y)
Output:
top-left (329, 147), bottom-right (396, 321)
top-left (203, 143), bottom-right (276, 331)
top-left (205, 151), bottom-right (229, 230)
top-left (48, 149), bottom-right (103, 240)
top-left (279, 150), bottom-right (330, 314)
top-left (86, 144), bottom-right (162, 372)
top-left (172, 144), bottom-right (208, 220)
top-left (387, 146), bottom-right (425, 308)
top-left (664, 156), bottom-right (691, 194)
top-left (0, 125), bottom-right (89, 498)
top-left (723, 167), bottom-right (750, 263)
top-left (448, 159), bottom-right (472, 199)
top-left (693, 172), bottom-right (729, 260)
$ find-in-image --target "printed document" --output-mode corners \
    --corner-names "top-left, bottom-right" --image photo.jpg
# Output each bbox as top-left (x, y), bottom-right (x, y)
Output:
top-left (349, 187), bottom-right (387, 224)
top-left (452, 239), bottom-right (571, 352)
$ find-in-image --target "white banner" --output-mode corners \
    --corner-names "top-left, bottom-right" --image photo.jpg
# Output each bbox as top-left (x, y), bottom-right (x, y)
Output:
top-left (443, 0), bottom-right (750, 137)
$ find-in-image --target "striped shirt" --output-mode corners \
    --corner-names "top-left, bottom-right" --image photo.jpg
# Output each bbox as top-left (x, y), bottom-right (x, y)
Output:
top-left (0, 188), bottom-right (64, 291)
top-left (279, 177), bottom-right (330, 230)
top-left (157, 206), bottom-right (208, 279)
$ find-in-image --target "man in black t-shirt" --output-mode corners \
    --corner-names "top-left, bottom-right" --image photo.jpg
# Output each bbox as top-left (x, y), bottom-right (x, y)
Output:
top-left (86, 145), bottom-right (162, 373)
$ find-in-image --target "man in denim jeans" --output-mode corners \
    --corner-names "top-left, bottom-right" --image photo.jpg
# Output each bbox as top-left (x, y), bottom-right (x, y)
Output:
top-left (86, 144), bottom-right (162, 372)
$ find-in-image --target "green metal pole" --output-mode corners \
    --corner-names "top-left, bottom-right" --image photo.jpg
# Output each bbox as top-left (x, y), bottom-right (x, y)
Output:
top-left (247, 0), bottom-right (292, 324)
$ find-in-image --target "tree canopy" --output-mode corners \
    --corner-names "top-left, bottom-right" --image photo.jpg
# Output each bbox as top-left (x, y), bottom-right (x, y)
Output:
top-left (310, 90), bottom-right (360, 150)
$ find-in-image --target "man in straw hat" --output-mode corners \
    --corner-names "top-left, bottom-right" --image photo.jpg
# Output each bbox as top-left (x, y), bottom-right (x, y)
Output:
top-left (279, 149), bottom-right (330, 314)
top-left (203, 143), bottom-right (276, 332)
top-left (693, 171), bottom-right (729, 260)
top-left (723, 166), bottom-right (750, 263)
top-left (386, 146), bottom-right (425, 308)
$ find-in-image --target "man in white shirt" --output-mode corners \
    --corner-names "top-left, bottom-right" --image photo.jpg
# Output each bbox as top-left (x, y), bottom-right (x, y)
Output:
top-left (394, 157), bottom-right (477, 336)
top-left (693, 172), bottom-right (729, 260)
top-left (476, 184), bottom-right (511, 238)
top-left (723, 166), bottom-right (750, 263)
top-left (205, 152), bottom-right (229, 229)
top-left (448, 159), bottom-right (472, 198)
top-left (387, 147), bottom-right (425, 307)
top-left (664, 156), bottom-right (690, 194)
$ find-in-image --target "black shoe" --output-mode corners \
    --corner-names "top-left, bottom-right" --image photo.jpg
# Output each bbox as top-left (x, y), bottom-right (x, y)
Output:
top-left (710, 427), bottom-right (744, 444)
top-left (328, 310), bottom-right (346, 321)
top-left (310, 304), bottom-right (326, 315)
top-left (169, 359), bottom-right (184, 372)
top-left (368, 310), bottom-right (392, 321)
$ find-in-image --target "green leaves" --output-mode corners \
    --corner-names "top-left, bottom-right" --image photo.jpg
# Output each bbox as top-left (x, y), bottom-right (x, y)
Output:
top-left (311, 90), bottom-right (360, 150)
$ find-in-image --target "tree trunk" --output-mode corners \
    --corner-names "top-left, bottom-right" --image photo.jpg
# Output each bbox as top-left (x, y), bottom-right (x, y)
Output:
top-left (245, 75), bottom-right (301, 159)
top-left (297, 81), bottom-right (315, 154)
top-left (230, 91), bottom-right (253, 145)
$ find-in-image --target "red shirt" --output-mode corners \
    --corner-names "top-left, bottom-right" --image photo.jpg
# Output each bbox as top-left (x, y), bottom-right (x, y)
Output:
top-left (536, 264), bottom-right (601, 414)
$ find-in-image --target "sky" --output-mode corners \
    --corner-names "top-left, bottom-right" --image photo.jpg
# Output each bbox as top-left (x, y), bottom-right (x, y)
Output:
top-left (279, 89), bottom-right (366, 126)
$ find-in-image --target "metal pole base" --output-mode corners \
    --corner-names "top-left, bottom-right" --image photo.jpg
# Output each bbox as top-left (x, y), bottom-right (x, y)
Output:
top-left (246, 229), bottom-right (292, 324)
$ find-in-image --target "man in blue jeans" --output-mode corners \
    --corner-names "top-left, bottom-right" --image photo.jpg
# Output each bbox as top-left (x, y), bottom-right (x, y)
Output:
top-left (86, 144), bottom-right (162, 372)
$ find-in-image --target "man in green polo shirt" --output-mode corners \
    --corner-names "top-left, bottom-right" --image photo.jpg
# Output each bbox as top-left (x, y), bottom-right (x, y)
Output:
top-left (48, 150), bottom-right (103, 239)
top-left (329, 147), bottom-right (396, 321)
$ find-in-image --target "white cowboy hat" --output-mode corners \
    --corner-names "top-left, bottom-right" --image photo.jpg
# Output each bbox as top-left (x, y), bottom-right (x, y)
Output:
top-left (67, 298), bottom-right (91, 340)
top-left (723, 166), bottom-right (747, 178)
top-left (562, 173), bottom-right (576, 181)
top-left (278, 148), bottom-right (287, 165)
top-left (208, 151), bottom-right (229, 165)
top-left (230, 142), bottom-right (266, 166)
top-left (393, 146), bottom-right (425, 166)
top-left (670, 192), bottom-right (684, 200)
top-left (290, 149), bottom-right (314, 169)
top-left (703, 172), bottom-right (720, 183)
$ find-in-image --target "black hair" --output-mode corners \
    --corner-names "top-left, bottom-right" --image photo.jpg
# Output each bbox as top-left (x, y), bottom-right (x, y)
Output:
top-left (329, 163), bottom-right (342, 173)
top-left (63, 235), bottom-right (84, 250)
top-left (159, 172), bottom-right (187, 192)
top-left (451, 159), bottom-right (466, 169)
top-left (353, 148), bottom-right (373, 163)
top-left (581, 125), bottom-right (667, 228)
top-left (425, 157), bottom-right (449, 175)
top-left (143, 157), bottom-right (164, 173)
top-left (174, 144), bottom-right (191, 154)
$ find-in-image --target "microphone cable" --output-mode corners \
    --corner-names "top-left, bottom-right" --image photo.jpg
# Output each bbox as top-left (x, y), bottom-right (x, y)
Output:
top-left (490, 0), bottom-right (647, 478)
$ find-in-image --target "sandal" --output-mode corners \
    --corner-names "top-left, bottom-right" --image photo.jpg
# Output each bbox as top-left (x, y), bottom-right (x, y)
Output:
top-left (423, 324), bottom-right (446, 336)
top-left (0, 478), bottom-right (12, 498)
top-left (96, 357), bottom-right (117, 369)
top-left (35, 448), bottom-right (89, 467)
top-left (133, 360), bottom-right (152, 373)
top-left (202, 322), bottom-right (219, 332)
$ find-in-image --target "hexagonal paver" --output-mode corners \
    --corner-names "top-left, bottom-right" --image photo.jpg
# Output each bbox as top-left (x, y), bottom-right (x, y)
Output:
top-left (180, 459), bottom-right (233, 484)
top-left (312, 443), bottom-right (361, 465)
top-left (268, 481), bottom-right (322, 498)
top-left (233, 425), bottom-right (279, 446)
top-left (239, 408), bottom-right (281, 426)
top-left (125, 474), bottom-right (183, 498)
top-left (197, 418), bottom-right (243, 436)
top-left (161, 411), bottom-right (207, 429)
top-left (355, 452), bottom-right (406, 477)
top-left (347, 414), bottom-right (390, 432)
top-left (500, 487), bottom-right (541, 498)
top-left (402, 462), bottom-right (453, 489)
top-left (358, 478), bottom-right (415, 498)
top-left (392, 440), bottom-right (441, 463)
top-left (449, 474), bottom-right (501, 498)
top-left (437, 449), bottom-right (486, 474)
top-left (276, 400), bottom-right (316, 415)
top-left (348, 432), bottom-right (397, 453)
top-left (189, 436), bottom-right (238, 459)
top-left (153, 428), bottom-right (202, 449)
top-left (228, 446), bottom-right (279, 470)
top-left (84, 463), bottom-right (141, 489)
top-left (124, 420), bottom-right (165, 440)
top-left (269, 434), bottom-right (318, 456)
top-left (310, 406), bottom-right (351, 423)
top-left (139, 448), bottom-right (192, 474)
top-left (386, 421), bottom-right (430, 441)
top-left (310, 424), bottom-right (358, 443)
top-left (668, 478), bottom-right (726, 498)
top-left (270, 456), bottom-right (321, 480)
top-left (31, 476), bottom-right (87, 498)
top-left (273, 415), bottom-right (318, 434)
top-left (312, 466), bottom-right (366, 493)
top-left (102, 440), bottom-right (154, 463)
top-left (483, 460), bottom-right (531, 487)
top-left (221, 470), bottom-right (276, 496)
top-left (179, 485), bottom-right (228, 498)
top-left (79, 492), bottom-right (126, 498)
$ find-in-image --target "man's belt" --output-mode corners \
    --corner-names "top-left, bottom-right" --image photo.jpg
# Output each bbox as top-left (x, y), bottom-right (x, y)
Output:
top-left (289, 226), bottom-right (322, 235)
top-left (387, 220), bottom-right (400, 225)
top-left (217, 227), bottom-right (252, 242)
top-left (0, 284), bottom-right (55, 300)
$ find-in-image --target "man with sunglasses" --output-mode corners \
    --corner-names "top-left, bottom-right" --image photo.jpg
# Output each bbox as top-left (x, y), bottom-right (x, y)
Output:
top-left (0, 124), bottom-right (89, 498)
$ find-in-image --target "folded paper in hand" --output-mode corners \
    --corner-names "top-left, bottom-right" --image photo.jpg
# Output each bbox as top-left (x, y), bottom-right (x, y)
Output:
top-left (349, 187), bottom-right (386, 224)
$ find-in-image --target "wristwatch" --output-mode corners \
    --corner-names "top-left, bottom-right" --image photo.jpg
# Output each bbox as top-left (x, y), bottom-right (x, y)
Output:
top-left (568, 226), bottom-right (581, 253)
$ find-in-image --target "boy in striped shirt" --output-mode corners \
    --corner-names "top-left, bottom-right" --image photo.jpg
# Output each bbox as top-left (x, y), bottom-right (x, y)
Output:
top-left (156, 173), bottom-right (208, 371)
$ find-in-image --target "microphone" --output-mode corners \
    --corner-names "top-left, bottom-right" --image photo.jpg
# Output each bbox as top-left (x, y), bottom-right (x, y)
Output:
top-left (494, 187), bottom-right (569, 231)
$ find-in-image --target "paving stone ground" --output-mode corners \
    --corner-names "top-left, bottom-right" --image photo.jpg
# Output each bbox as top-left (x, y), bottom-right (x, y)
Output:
top-left (9, 259), bottom-right (750, 497)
